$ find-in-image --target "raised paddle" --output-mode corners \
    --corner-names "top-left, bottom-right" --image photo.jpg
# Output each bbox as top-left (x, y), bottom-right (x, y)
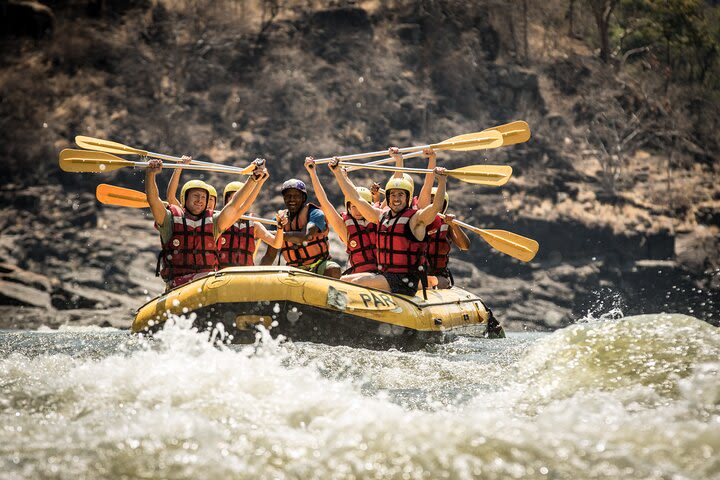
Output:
top-left (439, 214), bottom-right (539, 262)
top-left (476, 120), bottom-right (531, 146)
top-left (95, 184), bottom-right (279, 226)
top-left (75, 135), bottom-right (225, 168)
top-left (60, 149), bottom-right (256, 175)
top-left (312, 129), bottom-right (504, 165)
top-left (337, 162), bottom-right (512, 187)
top-left (343, 151), bottom-right (425, 172)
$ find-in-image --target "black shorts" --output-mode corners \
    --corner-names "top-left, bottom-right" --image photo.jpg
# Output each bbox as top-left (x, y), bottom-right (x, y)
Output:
top-left (383, 272), bottom-right (421, 296)
top-left (430, 267), bottom-right (454, 287)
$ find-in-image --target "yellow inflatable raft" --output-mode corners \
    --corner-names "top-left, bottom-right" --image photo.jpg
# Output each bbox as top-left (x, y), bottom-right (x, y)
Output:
top-left (132, 266), bottom-right (504, 349)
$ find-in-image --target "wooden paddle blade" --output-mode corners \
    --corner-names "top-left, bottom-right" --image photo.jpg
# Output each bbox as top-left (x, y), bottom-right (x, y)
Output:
top-left (59, 150), bottom-right (131, 172)
top-left (59, 148), bottom-right (125, 162)
top-left (449, 121), bottom-right (531, 147)
top-left (477, 229), bottom-right (539, 262)
top-left (435, 130), bottom-right (504, 151)
top-left (490, 121), bottom-right (530, 145)
top-left (75, 135), bottom-right (148, 156)
top-left (447, 165), bottom-right (512, 186)
top-left (96, 184), bottom-right (149, 208)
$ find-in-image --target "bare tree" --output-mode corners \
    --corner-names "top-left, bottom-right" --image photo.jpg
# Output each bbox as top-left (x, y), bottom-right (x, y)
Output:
top-left (586, 0), bottom-right (618, 63)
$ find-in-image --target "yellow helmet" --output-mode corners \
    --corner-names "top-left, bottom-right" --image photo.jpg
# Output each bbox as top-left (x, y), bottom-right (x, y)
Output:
top-left (346, 186), bottom-right (373, 208)
top-left (205, 183), bottom-right (217, 200)
top-left (431, 187), bottom-right (450, 214)
top-left (402, 173), bottom-right (413, 183)
top-left (384, 176), bottom-right (414, 206)
top-left (180, 180), bottom-right (212, 207)
top-left (223, 181), bottom-right (245, 202)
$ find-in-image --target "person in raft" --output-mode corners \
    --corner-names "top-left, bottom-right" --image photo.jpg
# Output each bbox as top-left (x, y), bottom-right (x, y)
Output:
top-left (217, 180), bottom-right (288, 267)
top-left (304, 156), bottom-right (378, 276)
top-left (166, 155), bottom-right (218, 211)
top-left (260, 179), bottom-right (342, 278)
top-left (145, 157), bottom-right (267, 291)
top-left (424, 187), bottom-right (470, 288)
top-left (328, 150), bottom-right (448, 296)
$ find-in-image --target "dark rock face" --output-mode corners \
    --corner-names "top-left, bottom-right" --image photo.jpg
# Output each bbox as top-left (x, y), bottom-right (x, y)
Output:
top-left (0, 1), bottom-right (54, 39)
top-left (304, 8), bottom-right (373, 63)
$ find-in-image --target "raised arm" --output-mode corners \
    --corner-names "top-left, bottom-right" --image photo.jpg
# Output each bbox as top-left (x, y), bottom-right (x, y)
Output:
top-left (328, 157), bottom-right (383, 223)
top-left (445, 214), bottom-right (470, 250)
top-left (416, 148), bottom-right (436, 209)
top-left (254, 211), bottom-right (288, 249)
top-left (166, 155), bottom-right (192, 207)
top-left (413, 167), bottom-right (447, 227)
top-left (236, 169), bottom-right (265, 214)
top-left (260, 245), bottom-right (279, 265)
top-left (216, 161), bottom-right (266, 233)
top-left (145, 159), bottom-right (168, 226)
top-left (305, 156), bottom-right (347, 244)
top-left (390, 146), bottom-right (404, 180)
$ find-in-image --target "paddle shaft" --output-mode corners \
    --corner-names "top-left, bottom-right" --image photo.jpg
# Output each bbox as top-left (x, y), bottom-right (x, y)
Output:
top-left (340, 162), bottom-right (508, 179)
top-left (344, 150), bottom-right (424, 172)
top-left (440, 214), bottom-right (535, 254)
top-left (313, 136), bottom-right (496, 165)
top-left (75, 135), bottom-right (240, 169)
top-left (133, 160), bottom-right (251, 174)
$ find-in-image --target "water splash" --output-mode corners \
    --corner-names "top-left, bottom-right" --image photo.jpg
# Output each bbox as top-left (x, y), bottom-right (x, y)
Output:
top-left (0, 314), bottom-right (717, 479)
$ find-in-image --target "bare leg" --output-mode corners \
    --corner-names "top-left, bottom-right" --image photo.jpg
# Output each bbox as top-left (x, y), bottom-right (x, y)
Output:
top-left (324, 265), bottom-right (341, 279)
top-left (346, 272), bottom-right (391, 291)
top-left (435, 276), bottom-right (450, 289)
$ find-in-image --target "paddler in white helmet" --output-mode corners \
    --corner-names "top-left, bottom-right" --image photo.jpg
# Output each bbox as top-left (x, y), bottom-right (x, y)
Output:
top-left (145, 157), bottom-right (266, 291)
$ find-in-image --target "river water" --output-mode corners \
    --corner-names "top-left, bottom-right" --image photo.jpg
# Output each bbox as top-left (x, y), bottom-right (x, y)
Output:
top-left (0, 313), bottom-right (718, 479)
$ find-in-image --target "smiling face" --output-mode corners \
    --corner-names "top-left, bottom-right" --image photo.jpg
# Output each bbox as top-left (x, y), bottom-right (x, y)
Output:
top-left (283, 189), bottom-right (305, 214)
top-left (185, 188), bottom-right (208, 216)
top-left (347, 202), bottom-right (364, 220)
top-left (387, 189), bottom-right (408, 213)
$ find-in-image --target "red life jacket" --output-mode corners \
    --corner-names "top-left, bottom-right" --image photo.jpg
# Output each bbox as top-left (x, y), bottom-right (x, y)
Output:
top-left (376, 208), bottom-right (427, 274)
top-left (217, 219), bottom-right (255, 267)
top-left (342, 212), bottom-right (378, 274)
top-left (281, 203), bottom-right (330, 267)
top-left (426, 214), bottom-right (452, 273)
top-left (157, 204), bottom-right (218, 285)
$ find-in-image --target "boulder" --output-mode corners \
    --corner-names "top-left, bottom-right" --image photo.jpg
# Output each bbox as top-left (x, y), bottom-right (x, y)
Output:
top-left (0, 279), bottom-right (51, 309)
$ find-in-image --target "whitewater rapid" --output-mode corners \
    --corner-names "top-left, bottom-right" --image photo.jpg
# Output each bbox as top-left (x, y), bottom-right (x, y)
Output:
top-left (0, 313), bottom-right (718, 479)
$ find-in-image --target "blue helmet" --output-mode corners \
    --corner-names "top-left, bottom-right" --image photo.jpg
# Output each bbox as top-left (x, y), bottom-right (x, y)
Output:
top-left (281, 179), bottom-right (307, 195)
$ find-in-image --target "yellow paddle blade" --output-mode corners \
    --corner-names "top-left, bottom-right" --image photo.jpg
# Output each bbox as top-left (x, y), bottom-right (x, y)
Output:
top-left (490, 120), bottom-right (531, 145)
top-left (447, 165), bottom-right (512, 186)
top-left (96, 184), bottom-right (149, 208)
top-left (433, 129), bottom-right (503, 151)
top-left (59, 148), bottom-right (125, 162)
top-left (75, 135), bottom-right (148, 156)
top-left (448, 121), bottom-right (531, 146)
top-left (476, 229), bottom-right (539, 262)
top-left (59, 149), bottom-right (133, 172)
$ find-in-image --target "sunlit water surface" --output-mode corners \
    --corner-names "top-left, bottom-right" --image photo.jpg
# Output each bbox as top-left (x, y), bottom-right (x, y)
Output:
top-left (1, 313), bottom-right (718, 479)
